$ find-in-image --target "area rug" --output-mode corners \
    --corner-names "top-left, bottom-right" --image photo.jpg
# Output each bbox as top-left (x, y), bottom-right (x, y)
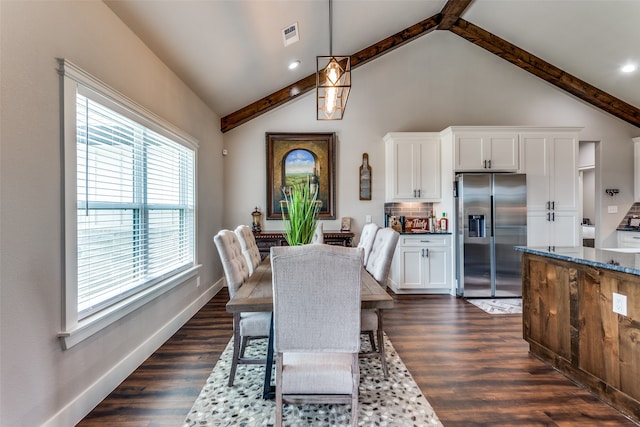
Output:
top-left (466, 298), bottom-right (522, 314)
top-left (183, 335), bottom-right (442, 426)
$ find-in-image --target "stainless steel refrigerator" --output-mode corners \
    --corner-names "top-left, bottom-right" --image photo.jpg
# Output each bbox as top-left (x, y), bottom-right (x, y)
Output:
top-left (454, 173), bottom-right (527, 298)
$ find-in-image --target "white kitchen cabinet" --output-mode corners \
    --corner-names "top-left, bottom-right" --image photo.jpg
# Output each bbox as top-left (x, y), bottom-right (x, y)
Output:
top-left (617, 231), bottom-right (640, 248)
top-left (388, 234), bottom-right (451, 294)
top-left (384, 133), bottom-right (441, 201)
top-left (522, 131), bottom-right (580, 247)
top-left (453, 132), bottom-right (519, 171)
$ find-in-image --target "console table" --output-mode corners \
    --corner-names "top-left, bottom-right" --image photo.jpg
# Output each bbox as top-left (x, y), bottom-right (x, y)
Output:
top-left (254, 231), bottom-right (354, 259)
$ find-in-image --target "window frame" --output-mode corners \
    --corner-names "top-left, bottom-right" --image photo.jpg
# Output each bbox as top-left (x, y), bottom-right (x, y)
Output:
top-left (58, 59), bottom-right (200, 350)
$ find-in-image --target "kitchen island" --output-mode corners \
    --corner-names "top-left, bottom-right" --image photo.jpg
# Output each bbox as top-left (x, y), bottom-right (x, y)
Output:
top-left (515, 246), bottom-right (640, 424)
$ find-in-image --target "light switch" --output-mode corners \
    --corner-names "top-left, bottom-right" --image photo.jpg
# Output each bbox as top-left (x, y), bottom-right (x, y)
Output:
top-left (365, 215), bottom-right (372, 223)
top-left (608, 205), bottom-right (618, 214)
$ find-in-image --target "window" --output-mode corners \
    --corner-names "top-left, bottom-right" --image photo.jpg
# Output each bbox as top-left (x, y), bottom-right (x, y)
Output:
top-left (59, 59), bottom-right (199, 349)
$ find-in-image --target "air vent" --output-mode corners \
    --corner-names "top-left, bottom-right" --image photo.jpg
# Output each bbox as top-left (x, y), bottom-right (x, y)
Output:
top-left (282, 22), bottom-right (299, 47)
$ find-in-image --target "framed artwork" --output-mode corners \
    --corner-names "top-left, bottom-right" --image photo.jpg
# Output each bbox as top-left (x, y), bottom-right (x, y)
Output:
top-left (359, 153), bottom-right (371, 200)
top-left (266, 132), bottom-right (336, 220)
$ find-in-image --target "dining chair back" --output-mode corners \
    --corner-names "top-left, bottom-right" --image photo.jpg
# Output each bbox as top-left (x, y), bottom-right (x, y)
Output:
top-left (365, 227), bottom-right (400, 288)
top-left (214, 229), bottom-right (270, 386)
top-left (235, 224), bottom-right (261, 275)
top-left (361, 227), bottom-right (399, 378)
top-left (271, 244), bottom-right (362, 427)
top-left (357, 223), bottom-right (380, 265)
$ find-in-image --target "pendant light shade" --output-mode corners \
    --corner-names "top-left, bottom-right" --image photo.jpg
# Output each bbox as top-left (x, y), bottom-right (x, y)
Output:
top-left (317, 0), bottom-right (350, 120)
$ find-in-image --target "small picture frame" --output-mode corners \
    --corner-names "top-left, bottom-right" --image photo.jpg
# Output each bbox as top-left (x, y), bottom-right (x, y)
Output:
top-left (340, 217), bottom-right (351, 231)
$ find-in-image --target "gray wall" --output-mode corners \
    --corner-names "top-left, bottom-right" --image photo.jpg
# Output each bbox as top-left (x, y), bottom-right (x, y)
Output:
top-left (223, 31), bottom-right (639, 248)
top-left (0, 2), bottom-right (224, 426)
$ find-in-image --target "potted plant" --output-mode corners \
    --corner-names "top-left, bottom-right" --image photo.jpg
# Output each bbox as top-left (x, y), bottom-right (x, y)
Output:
top-left (281, 182), bottom-right (320, 246)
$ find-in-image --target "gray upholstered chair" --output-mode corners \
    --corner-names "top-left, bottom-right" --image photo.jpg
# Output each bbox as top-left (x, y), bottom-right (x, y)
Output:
top-left (361, 227), bottom-right (399, 377)
top-left (213, 229), bottom-right (271, 386)
top-left (311, 221), bottom-right (324, 244)
top-left (234, 224), bottom-right (261, 275)
top-left (271, 244), bottom-right (362, 427)
top-left (357, 222), bottom-right (381, 266)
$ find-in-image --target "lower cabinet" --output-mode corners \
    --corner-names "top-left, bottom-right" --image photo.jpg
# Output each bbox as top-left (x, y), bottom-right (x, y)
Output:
top-left (617, 231), bottom-right (640, 248)
top-left (388, 234), bottom-right (452, 294)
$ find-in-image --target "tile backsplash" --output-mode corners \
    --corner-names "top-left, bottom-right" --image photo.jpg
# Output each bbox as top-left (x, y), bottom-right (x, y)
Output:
top-left (619, 203), bottom-right (640, 229)
top-left (384, 202), bottom-right (433, 218)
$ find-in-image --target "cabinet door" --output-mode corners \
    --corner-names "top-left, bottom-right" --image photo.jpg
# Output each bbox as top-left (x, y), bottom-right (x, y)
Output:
top-left (391, 141), bottom-right (420, 199)
top-left (398, 246), bottom-right (426, 289)
top-left (634, 139), bottom-right (640, 202)
top-left (416, 138), bottom-right (441, 200)
top-left (550, 135), bottom-right (579, 212)
top-left (551, 211), bottom-right (580, 247)
top-left (522, 134), bottom-right (550, 211)
top-left (487, 134), bottom-right (519, 171)
top-left (424, 246), bottom-right (449, 289)
top-left (454, 134), bottom-right (485, 171)
top-left (527, 213), bottom-right (551, 247)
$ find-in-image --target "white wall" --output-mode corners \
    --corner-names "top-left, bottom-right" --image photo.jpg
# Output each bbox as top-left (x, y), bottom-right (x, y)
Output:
top-left (0, 2), bottom-right (224, 426)
top-left (223, 31), bottom-right (639, 248)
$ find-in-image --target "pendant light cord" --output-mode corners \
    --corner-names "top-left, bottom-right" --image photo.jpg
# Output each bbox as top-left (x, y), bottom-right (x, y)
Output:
top-left (328, 0), bottom-right (333, 56)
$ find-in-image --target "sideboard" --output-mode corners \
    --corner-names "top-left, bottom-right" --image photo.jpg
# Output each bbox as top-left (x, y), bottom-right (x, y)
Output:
top-left (254, 231), bottom-right (354, 259)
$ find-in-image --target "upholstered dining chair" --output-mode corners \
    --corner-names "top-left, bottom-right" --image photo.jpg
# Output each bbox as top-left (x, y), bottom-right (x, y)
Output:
top-left (271, 244), bottom-right (362, 427)
top-left (213, 229), bottom-right (271, 386)
top-left (234, 224), bottom-right (261, 275)
top-left (357, 222), bottom-right (381, 266)
top-left (361, 227), bottom-right (399, 378)
top-left (311, 221), bottom-right (324, 244)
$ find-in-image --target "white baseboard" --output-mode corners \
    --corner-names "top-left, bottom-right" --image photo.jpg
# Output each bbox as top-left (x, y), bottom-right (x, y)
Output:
top-left (42, 278), bottom-right (225, 427)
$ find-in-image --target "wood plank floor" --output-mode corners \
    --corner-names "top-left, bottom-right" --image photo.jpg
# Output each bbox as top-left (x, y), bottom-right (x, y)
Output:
top-left (78, 289), bottom-right (638, 426)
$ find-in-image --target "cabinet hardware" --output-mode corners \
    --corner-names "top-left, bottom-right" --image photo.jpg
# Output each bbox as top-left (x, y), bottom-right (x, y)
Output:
top-left (420, 240), bottom-right (431, 243)
top-left (546, 212), bottom-right (551, 222)
top-left (546, 201), bottom-right (550, 210)
top-left (551, 201), bottom-right (555, 210)
top-left (483, 160), bottom-right (487, 168)
top-left (551, 212), bottom-right (555, 221)
top-left (425, 248), bottom-right (429, 257)
top-left (487, 159), bottom-right (491, 169)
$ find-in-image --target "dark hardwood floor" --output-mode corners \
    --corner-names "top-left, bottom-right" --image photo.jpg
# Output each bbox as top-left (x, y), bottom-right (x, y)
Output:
top-left (78, 289), bottom-right (637, 426)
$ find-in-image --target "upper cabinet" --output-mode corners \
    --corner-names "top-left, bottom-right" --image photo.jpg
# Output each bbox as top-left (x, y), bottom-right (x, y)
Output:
top-left (522, 130), bottom-right (581, 247)
top-left (384, 132), bottom-right (441, 202)
top-left (450, 130), bottom-right (519, 172)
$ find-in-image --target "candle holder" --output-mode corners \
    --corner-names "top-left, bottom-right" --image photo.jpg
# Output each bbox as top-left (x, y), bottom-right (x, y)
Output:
top-left (251, 207), bottom-right (262, 233)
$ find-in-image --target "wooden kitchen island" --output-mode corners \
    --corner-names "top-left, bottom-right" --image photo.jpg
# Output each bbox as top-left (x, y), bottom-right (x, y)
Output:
top-left (516, 246), bottom-right (640, 423)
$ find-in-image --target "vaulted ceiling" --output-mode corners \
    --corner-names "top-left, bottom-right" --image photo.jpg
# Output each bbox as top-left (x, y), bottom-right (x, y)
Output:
top-left (105, 0), bottom-right (640, 133)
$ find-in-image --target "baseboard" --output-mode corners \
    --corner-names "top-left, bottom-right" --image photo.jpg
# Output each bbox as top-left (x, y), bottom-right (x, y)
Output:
top-left (41, 278), bottom-right (225, 427)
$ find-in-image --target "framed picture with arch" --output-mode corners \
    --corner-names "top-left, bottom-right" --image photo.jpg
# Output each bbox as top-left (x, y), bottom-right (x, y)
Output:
top-left (266, 132), bottom-right (336, 220)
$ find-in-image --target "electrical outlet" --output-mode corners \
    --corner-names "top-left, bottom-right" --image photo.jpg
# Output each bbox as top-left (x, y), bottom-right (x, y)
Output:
top-left (608, 205), bottom-right (618, 214)
top-left (365, 215), bottom-right (372, 223)
top-left (613, 292), bottom-right (627, 316)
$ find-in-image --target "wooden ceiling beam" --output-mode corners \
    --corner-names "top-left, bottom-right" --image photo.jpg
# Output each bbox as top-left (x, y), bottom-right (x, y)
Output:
top-left (437, 0), bottom-right (474, 30)
top-left (449, 18), bottom-right (640, 128)
top-left (220, 14), bottom-right (440, 133)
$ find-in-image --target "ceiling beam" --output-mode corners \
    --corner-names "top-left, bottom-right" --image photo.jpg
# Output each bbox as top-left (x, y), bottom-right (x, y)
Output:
top-left (220, 14), bottom-right (441, 133)
top-left (437, 0), bottom-right (474, 30)
top-left (449, 18), bottom-right (640, 128)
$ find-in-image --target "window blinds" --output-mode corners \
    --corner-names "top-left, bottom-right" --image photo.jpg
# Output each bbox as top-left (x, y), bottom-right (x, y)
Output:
top-left (75, 93), bottom-right (195, 318)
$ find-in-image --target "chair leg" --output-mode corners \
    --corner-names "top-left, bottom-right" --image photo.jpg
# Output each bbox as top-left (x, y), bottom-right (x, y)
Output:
top-left (228, 314), bottom-right (242, 387)
top-left (367, 331), bottom-right (377, 352)
top-left (351, 354), bottom-right (359, 427)
top-left (275, 352), bottom-right (283, 427)
top-left (377, 310), bottom-right (388, 378)
top-left (239, 335), bottom-right (249, 358)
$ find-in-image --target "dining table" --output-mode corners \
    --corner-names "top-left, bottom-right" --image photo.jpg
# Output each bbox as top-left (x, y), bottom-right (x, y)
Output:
top-left (225, 255), bottom-right (394, 398)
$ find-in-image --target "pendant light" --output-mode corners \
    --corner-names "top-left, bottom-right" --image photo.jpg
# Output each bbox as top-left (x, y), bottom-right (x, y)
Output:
top-left (316, 0), bottom-right (350, 120)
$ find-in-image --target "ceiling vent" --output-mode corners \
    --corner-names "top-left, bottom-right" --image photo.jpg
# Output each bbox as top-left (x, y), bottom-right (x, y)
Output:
top-left (282, 22), bottom-right (300, 47)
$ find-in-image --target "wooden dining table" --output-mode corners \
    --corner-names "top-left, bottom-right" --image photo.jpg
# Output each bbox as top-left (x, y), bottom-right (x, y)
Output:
top-left (225, 256), bottom-right (394, 398)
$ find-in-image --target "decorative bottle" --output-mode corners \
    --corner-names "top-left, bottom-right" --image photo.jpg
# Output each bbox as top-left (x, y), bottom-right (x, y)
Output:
top-left (439, 212), bottom-right (448, 232)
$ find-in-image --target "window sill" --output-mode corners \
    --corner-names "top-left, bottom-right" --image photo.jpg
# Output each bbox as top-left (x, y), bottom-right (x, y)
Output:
top-left (58, 265), bottom-right (201, 350)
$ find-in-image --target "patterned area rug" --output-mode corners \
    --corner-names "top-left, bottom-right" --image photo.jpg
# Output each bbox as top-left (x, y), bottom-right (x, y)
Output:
top-left (183, 335), bottom-right (442, 426)
top-left (466, 298), bottom-right (522, 314)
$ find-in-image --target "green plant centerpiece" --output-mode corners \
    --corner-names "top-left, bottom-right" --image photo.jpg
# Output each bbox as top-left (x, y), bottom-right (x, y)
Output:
top-left (281, 182), bottom-right (320, 246)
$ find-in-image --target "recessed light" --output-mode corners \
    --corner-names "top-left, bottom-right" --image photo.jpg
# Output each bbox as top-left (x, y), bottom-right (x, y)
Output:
top-left (621, 63), bottom-right (637, 73)
top-left (288, 60), bottom-right (301, 70)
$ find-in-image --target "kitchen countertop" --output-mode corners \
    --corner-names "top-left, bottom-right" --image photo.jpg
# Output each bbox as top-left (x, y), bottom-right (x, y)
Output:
top-left (515, 246), bottom-right (640, 276)
top-left (399, 231), bottom-right (452, 235)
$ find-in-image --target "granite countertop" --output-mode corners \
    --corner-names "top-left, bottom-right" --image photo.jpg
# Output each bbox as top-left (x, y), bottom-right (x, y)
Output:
top-left (616, 227), bottom-right (640, 232)
top-left (515, 246), bottom-right (640, 276)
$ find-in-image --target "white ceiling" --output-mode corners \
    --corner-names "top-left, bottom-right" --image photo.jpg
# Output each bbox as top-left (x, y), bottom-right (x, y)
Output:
top-left (105, 0), bottom-right (640, 122)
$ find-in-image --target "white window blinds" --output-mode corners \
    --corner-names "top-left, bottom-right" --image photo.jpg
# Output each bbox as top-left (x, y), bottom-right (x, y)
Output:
top-left (75, 92), bottom-right (195, 319)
